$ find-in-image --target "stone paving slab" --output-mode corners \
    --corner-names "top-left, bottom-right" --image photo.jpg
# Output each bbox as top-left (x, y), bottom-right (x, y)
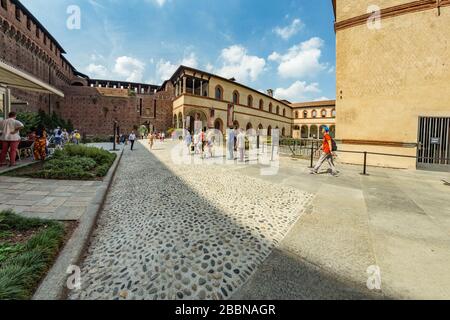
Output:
top-left (0, 176), bottom-right (104, 221)
top-left (233, 154), bottom-right (450, 300)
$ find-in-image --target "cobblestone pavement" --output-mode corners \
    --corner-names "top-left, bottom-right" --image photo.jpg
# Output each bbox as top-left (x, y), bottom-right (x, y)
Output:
top-left (70, 140), bottom-right (312, 300)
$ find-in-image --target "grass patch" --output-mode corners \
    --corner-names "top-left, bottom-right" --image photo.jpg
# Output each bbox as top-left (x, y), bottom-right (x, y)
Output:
top-left (3, 144), bottom-right (116, 180)
top-left (0, 210), bottom-right (67, 300)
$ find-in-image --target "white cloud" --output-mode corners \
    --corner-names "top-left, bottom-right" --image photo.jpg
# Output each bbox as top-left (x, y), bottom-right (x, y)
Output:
top-left (269, 37), bottom-right (326, 78)
top-left (274, 81), bottom-right (320, 102)
top-left (151, 0), bottom-right (168, 7)
top-left (155, 52), bottom-right (198, 82)
top-left (180, 52), bottom-right (198, 69)
top-left (273, 18), bottom-right (303, 40)
top-left (156, 59), bottom-right (178, 82)
top-left (314, 96), bottom-right (330, 101)
top-left (113, 56), bottom-right (146, 82)
top-left (205, 63), bottom-right (214, 73)
top-left (86, 63), bottom-right (108, 78)
top-left (215, 45), bottom-right (266, 83)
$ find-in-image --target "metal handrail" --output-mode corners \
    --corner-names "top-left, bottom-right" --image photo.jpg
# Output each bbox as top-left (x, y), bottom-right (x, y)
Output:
top-left (280, 139), bottom-right (450, 175)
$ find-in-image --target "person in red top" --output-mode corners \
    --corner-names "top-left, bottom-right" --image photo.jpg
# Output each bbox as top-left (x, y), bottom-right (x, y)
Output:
top-left (311, 126), bottom-right (338, 176)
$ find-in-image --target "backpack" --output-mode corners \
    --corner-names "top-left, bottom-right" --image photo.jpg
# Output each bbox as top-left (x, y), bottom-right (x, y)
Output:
top-left (331, 138), bottom-right (338, 152)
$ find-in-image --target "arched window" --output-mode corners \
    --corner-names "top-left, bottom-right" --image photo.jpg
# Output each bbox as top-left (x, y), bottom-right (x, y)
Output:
top-left (267, 125), bottom-right (272, 137)
top-left (331, 109), bottom-right (336, 118)
top-left (303, 111), bottom-right (308, 118)
top-left (295, 111), bottom-right (299, 119)
top-left (301, 125), bottom-right (308, 138)
top-left (215, 85), bottom-right (223, 100)
top-left (282, 127), bottom-right (286, 137)
top-left (282, 109), bottom-right (286, 117)
top-left (247, 95), bottom-right (253, 108)
top-left (310, 125), bottom-right (318, 139)
top-left (259, 99), bottom-right (264, 110)
top-left (330, 125), bottom-right (336, 138)
top-left (233, 91), bottom-right (240, 105)
top-left (269, 103), bottom-right (273, 113)
top-left (276, 106), bottom-right (280, 115)
top-left (321, 109), bottom-right (327, 118)
top-left (312, 110), bottom-right (318, 118)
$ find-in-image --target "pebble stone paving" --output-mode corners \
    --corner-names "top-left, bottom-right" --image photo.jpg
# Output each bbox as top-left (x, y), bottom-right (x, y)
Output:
top-left (70, 141), bottom-right (313, 300)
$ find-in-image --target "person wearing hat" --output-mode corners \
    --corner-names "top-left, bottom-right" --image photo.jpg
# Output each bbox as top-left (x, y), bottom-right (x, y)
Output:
top-left (311, 125), bottom-right (338, 176)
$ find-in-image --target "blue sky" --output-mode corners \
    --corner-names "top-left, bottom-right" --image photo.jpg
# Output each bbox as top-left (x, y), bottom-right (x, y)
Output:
top-left (21, 0), bottom-right (336, 102)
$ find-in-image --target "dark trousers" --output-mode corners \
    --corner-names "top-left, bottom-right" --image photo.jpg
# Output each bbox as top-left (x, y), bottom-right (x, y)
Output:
top-left (130, 140), bottom-right (135, 150)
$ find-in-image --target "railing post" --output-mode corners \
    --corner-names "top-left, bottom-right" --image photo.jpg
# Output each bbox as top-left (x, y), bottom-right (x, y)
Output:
top-left (113, 121), bottom-right (117, 151)
top-left (363, 151), bottom-right (368, 175)
top-left (310, 141), bottom-right (314, 168)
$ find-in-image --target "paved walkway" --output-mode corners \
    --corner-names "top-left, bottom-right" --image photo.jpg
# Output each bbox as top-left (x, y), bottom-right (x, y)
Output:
top-left (70, 141), bottom-right (312, 300)
top-left (0, 177), bottom-right (103, 220)
top-left (70, 140), bottom-right (450, 300)
top-left (234, 153), bottom-right (450, 300)
top-left (0, 143), bottom-right (118, 221)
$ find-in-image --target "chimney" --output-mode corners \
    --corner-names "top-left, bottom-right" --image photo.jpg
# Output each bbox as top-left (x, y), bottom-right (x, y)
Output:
top-left (267, 89), bottom-right (274, 97)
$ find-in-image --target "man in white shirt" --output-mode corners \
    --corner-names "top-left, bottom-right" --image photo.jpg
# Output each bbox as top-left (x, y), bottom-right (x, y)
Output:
top-left (0, 112), bottom-right (24, 167)
top-left (129, 131), bottom-right (137, 151)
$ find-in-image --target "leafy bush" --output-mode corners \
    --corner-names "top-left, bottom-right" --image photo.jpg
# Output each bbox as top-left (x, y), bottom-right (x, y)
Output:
top-left (4, 145), bottom-right (116, 180)
top-left (62, 144), bottom-right (115, 167)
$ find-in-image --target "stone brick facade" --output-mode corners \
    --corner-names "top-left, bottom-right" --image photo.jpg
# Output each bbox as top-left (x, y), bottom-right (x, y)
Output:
top-left (0, 0), bottom-right (174, 136)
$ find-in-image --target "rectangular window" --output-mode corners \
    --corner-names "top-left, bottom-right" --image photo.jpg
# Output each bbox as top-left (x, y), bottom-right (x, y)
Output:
top-left (15, 7), bottom-right (21, 21)
top-left (43, 35), bottom-right (47, 45)
top-left (27, 17), bottom-right (31, 30)
top-left (0, 89), bottom-right (5, 121)
top-left (36, 28), bottom-right (40, 38)
top-left (1, 0), bottom-right (7, 10)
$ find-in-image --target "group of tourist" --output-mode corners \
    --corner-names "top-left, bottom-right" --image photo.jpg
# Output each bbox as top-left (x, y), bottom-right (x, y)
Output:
top-left (182, 129), bottom-right (219, 159)
top-left (0, 111), bottom-right (82, 166)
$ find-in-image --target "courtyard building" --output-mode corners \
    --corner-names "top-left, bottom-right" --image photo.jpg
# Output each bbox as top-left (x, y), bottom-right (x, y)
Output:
top-left (170, 66), bottom-right (293, 137)
top-left (290, 100), bottom-right (336, 139)
top-left (334, 0), bottom-right (450, 171)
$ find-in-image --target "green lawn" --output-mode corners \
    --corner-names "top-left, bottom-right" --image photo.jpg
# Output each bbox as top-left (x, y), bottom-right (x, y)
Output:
top-left (3, 144), bottom-right (116, 180)
top-left (0, 210), bottom-right (67, 300)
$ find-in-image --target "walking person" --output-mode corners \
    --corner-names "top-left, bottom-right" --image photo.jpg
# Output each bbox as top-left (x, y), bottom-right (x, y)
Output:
top-left (193, 132), bottom-right (200, 155)
top-left (311, 126), bottom-right (338, 176)
top-left (227, 128), bottom-right (235, 160)
top-left (73, 130), bottom-right (81, 145)
top-left (129, 131), bottom-right (137, 151)
top-left (0, 112), bottom-right (24, 167)
top-left (33, 124), bottom-right (47, 161)
top-left (184, 131), bottom-right (192, 154)
top-left (237, 128), bottom-right (246, 162)
top-left (205, 130), bottom-right (214, 158)
top-left (54, 128), bottom-right (63, 150)
top-left (148, 132), bottom-right (155, 150)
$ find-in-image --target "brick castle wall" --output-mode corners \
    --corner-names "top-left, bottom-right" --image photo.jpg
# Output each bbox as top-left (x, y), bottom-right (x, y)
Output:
top-left (0, 0), bottom-right (174, 136)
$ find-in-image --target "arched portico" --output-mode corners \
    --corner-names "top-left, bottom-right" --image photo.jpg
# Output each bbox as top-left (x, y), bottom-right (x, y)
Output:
top-left (214, 118), bottom-right (224, 134)
top-left (186, 109), bottom-right (208, 133)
